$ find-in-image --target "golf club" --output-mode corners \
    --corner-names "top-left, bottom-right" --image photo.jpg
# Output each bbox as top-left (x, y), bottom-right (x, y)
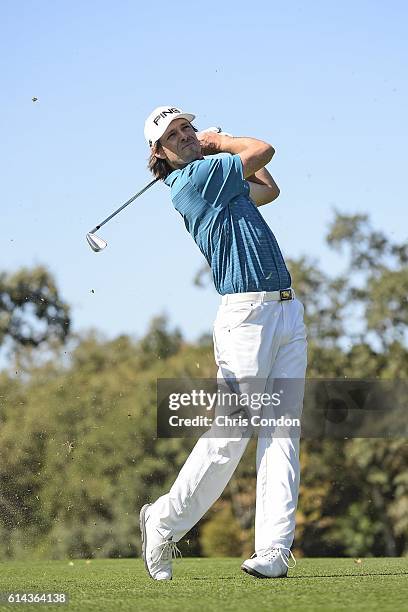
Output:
top-left (86, 178), bottom-right (159, 252)
top-left (86, 127), bottom-right (226, 252)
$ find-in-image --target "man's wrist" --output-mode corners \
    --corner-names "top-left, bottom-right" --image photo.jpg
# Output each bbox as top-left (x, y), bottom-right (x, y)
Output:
top-left (219, 134), bottom-right (237, 153)
top-left (218, 135), bottom-right (250, 155)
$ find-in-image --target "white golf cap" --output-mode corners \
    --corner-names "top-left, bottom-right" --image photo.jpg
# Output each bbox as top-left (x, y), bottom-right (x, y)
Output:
top-left (144, 106), bottom-right (195, 146)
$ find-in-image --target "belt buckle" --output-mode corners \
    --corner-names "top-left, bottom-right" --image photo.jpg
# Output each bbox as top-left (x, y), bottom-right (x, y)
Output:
top-left (280, 289), bottom-right (293, 301)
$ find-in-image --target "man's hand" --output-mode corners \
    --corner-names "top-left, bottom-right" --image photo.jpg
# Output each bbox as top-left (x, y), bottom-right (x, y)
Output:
top-left (196, 130), bottom-right (224, 156)
top-left (197, 131), bottom-right (274, 178)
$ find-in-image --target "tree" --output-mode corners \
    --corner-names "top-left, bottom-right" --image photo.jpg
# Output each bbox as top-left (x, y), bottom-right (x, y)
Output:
top-left (138, 315), bottom-right (182, 365)
top-left (0, 266), bottom-right (70, 350)
top-left (0, 212), bottom-right (406, 560)
top-left (327, 212), bottom-right (408, 350)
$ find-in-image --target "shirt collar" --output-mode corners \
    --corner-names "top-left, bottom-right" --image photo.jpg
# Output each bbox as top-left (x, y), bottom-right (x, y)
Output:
top-left (164, 168), bottom-right (182, 187)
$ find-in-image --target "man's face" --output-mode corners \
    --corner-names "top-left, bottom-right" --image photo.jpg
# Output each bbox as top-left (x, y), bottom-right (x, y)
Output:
top-left (155, 118), bottom-right (203, 169)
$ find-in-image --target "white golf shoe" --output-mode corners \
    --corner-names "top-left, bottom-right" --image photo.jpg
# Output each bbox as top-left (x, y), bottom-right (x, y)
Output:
top-left (241, 547), bottom-right (296, 578)
top-left (139, 503), bottom-right (182, 580)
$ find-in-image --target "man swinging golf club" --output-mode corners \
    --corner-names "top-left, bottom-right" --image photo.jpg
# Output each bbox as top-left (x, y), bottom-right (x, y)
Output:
top-left (140, 106), bottom-right (307, 580)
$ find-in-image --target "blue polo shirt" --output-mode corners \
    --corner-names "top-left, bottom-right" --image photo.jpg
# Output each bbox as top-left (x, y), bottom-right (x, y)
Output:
top-left (164, 153), bottom-right (291, 295)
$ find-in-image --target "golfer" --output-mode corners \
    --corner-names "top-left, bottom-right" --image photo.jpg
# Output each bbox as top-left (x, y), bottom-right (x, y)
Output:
top-left (140, 106), bottom-right (307, 580)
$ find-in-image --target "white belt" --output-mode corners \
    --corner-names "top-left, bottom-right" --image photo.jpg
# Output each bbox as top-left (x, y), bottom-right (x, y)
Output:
top-left (221, 288), bottom-right (295, 305)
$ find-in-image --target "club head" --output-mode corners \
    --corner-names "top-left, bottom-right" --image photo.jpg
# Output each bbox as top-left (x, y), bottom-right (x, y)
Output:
top-left (86, 232), bottom-right (107, 252)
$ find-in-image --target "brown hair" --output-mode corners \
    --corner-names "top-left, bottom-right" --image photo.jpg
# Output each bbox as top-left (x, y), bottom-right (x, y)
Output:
top-left (147, 124), bottom-right (199, 181)
top-left (147, 142), bottom-right (174, 181)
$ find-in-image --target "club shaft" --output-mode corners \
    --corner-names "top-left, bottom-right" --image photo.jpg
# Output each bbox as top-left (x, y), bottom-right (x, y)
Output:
top-left (89, 178), bottom-right (159, 233)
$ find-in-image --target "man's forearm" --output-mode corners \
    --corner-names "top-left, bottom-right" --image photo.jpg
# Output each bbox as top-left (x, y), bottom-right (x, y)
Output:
top-left (198, 130), bottom-right (280, 205)
top-left (198, 131), bottom-right (275, 179)
top-left (246, 166), bottom-right (280, 206)
top-left (221, 136), bottom-right (275, 179)
top-left (220, 137), bottom-right (280, 202)
top-left (246, 166), bottom-right (275, 186)
top-left (217, 135), bottom-right (275, 158)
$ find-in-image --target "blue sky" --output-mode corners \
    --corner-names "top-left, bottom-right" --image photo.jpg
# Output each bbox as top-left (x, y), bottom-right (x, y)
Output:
top-left (1, 0), bottom-right (407, 346)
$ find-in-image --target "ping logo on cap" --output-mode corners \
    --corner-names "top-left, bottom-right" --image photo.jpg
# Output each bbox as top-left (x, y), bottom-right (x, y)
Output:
top-left (153, 108), bottom-right (182, 126)
top-left (145, 106), bottom-right (195, 145)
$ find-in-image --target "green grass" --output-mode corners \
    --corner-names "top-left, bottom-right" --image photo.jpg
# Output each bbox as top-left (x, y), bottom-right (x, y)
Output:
top-left (0, 558), bottom-right (407, 611)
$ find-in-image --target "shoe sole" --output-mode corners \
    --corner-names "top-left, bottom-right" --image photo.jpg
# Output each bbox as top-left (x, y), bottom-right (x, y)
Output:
top-left (241, 563), bottom-right (288, 579)
top-left (139, 503), bottom-right (172, 581)
top-left (139, 503), bottom-right (154, 579)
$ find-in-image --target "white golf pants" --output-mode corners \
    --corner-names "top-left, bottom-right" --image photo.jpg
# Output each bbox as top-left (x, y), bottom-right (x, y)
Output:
top-left (150, 292), bottom-right (307, 552)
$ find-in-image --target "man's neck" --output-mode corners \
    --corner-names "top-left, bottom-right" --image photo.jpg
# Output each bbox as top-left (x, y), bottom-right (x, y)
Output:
top-left (169, 154), bottom-right (205, 171)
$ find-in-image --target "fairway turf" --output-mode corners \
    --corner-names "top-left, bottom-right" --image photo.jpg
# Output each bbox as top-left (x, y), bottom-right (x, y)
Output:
top-left (0, 558), bottom-right (407, 611)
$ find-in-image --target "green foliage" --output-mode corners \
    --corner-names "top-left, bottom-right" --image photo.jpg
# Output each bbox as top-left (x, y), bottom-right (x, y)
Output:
top-left (0, 212), bottom-right (407, 560)
top-left (0, 316), bottom-right (214, 560)
top-left (0, 266), bottom-right (70, 349)
top-left (200, 504), bottom-right (243, 557)
top-left (139, 315), bottom-right (182, 363)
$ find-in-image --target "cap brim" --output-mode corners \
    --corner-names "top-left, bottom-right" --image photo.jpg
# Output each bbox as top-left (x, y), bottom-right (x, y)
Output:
top-left (173, 112), bottom-right (195, 123)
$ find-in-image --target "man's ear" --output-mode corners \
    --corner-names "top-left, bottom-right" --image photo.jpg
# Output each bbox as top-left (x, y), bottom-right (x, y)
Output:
top-left (153, 142), bottom-right (167, 160)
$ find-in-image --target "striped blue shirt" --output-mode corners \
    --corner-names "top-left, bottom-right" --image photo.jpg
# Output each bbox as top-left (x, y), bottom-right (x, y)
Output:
top-left (164, 153), bottom-right (291, 295)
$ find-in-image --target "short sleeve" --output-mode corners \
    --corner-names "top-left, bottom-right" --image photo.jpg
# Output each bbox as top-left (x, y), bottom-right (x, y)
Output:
top-left (188, 154), bottom-right (247, 209)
